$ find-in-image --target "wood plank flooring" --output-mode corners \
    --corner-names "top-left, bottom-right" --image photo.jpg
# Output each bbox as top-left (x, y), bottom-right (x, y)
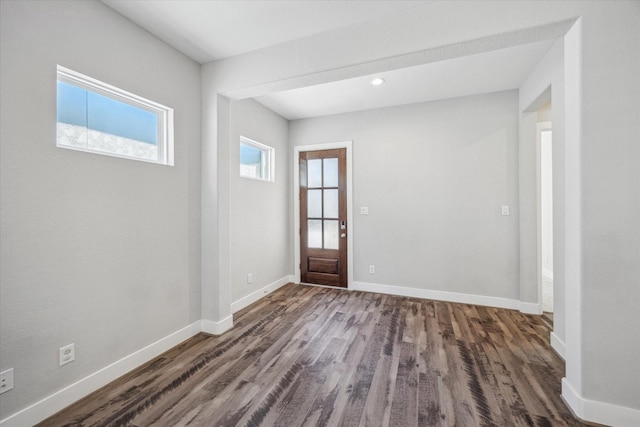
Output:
top-left (38, 284), bottom-right (595, 427)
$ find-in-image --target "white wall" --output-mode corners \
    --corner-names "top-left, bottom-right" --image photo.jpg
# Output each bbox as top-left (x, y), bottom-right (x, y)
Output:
top-left (229, 99), bottom-right (290, 307)
top-left (0, 0), bottom-right (201, 420)
top-left (290, 91), bottom-right (519, 300)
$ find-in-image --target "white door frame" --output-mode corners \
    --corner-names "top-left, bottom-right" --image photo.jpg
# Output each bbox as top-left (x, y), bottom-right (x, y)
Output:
top-left (293, 141), bottom-right (354, 287)
top-left (537, 121), bottom-right (553, 312)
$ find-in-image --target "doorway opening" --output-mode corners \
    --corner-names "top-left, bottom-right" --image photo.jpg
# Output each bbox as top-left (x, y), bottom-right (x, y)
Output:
top-left (538, 117), bottom-right (553, 325)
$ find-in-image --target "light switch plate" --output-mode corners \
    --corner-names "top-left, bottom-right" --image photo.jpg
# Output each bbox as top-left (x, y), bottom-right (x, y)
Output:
top-left (360, 207), bottom-right (369, 215)
top-left (501, 205), bottom-right (510, 216)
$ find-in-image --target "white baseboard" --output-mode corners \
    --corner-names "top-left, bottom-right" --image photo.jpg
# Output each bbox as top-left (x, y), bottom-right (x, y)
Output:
top-left (231, 275), bottom-right (293, 313)
top-left (550, 331), bottom-right (565, 359)
top-left (0, 322), bottom-right (202, 427)
top-left (200, 315), bottom-right (234, 335)
top-left (1, 277), bottom-right (295, 426)
top-left (562, 378), bottom-right (640, 427)
top-left (518, 301), bottom-right (542, 315)
top-left (352, 281), bottom-right (527, 312)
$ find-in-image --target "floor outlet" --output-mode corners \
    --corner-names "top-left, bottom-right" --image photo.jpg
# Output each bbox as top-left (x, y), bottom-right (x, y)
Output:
top-left (60, 343), bottom-right (75, 366)
top-left (0, 368), bottom-right (14, 394)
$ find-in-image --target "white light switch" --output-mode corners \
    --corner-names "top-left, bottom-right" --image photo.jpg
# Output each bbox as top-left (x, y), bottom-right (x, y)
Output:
top-left (501, 205), bottom-right (510, 216)
top-left (360, 207), bottom-right (369, 215)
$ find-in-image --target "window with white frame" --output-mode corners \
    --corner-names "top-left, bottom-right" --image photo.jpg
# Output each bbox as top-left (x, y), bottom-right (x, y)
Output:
top-left (239, 136), bottom-right (275, 181)
top-left (56, 65), bottom-right (174, 165)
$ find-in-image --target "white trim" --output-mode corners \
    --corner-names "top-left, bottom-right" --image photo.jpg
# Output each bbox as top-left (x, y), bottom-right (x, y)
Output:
top-left (293, 141), bottom-right (354, 288)
top-left (352, 281), bottom-right (524, 311)
top-left (0, 322), bottom-right (201, 427)
top-left (550, 331), bottom-right (566, 359)
top-left (200, 316), bottom-right (234, 335)
top-left (536, 120), bottom-right (553, 316)
top-left (298, 281), bottom-right (347, 291)
top-left (0, 309), bottom-right (244, 426)
top-left (542, 268), bottom-right (554, 281)
top-left (231, 275), bottom-right (293, 313)
top-left (562, 378), bottom-right (640, 427)
top-left (518, 301), bottom-right (541, 315)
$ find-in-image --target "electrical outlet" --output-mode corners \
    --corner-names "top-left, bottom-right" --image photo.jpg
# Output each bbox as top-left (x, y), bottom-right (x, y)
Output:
top-left (247, 273), bottom-right (253, 284)
top-left (0, 368), bottom-right (14, 394)
top-left (501, 205), bottom-right (510, 216)
top-left (369, 265), bottom-right (375, 274)
top-left (59, 343), bottom-right (75, 366)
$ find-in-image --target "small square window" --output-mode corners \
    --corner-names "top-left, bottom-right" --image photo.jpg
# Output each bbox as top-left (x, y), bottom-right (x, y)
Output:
top-left (56, 65), bottom-right (174, 165)
top-left (240, 136), bottom-right (274, 181)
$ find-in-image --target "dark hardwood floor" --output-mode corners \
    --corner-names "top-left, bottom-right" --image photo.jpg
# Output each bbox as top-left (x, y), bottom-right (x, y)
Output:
top-left (38, 283), bottom-right (594, 427)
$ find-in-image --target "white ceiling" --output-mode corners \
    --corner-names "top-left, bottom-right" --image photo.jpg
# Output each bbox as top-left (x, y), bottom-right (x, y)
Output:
top-left (102, 0), bottom-right (555, 121)
top-left (102, 1), bottom-right (427, 63)
top-left (256, 40), bottom-right (555, 120)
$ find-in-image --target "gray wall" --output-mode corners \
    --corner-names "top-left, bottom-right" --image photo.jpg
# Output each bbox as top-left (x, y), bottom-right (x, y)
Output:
top-left (202, 1), bottom-right (640, 415)
top-left (579, 2), bottom-right (639, 408)
top-left (290, 91), bottom-right (520, 299)
top-left (229, 99), bottom-right (290, 304)
top-left (2, 0), bottom-right (639, 423)
top-left (0, 0), bottom-right (201, 417)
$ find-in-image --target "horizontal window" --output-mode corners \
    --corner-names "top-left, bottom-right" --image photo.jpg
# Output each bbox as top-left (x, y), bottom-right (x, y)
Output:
top-left (56, 65), bottom-right (174, 165)
top-left (240, 136), bottom-right (275, 182)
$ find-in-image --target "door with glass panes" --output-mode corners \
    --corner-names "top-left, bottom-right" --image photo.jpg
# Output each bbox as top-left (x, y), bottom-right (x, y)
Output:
top-left (299, 149), bottom-right (347, 288)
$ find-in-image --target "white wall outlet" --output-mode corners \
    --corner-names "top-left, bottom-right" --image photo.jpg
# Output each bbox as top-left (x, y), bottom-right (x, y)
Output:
top-left (0, 368), bottom-right (14, 394)
top-left (369, 265), bottom-right (375, 274)
top-left (501, 205), bottom-right (510, 216)
top-left (247, 273), bottom-right (253, 284)
top-left (360, 207), bottom-right (369, 215)
top-left (59, 343), bottom-right (75, 366)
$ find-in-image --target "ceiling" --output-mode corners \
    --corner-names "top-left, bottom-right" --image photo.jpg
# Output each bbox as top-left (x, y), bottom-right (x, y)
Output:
top-left (102, 1), bottom-right (427, 63)
top-left (256, 40), bottom-right (555, 120)
top-left (102, 1), bottom-right (555, 120)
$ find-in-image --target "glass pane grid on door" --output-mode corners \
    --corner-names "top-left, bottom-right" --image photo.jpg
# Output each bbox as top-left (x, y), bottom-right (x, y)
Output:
top-left (307, 158), bottom-right (339, 250)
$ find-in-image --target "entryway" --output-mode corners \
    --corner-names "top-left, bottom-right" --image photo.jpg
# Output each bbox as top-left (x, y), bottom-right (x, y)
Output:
top-left (294, 142), bottom-right (353, 288)
top-left (538, 120), bottom-right (553, 324)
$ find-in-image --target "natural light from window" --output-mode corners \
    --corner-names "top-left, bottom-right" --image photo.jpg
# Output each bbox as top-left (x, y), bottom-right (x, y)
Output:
top-left (239, 136), bottom-right (274, 181)
top-left (56, 65), bottom-right (173, 165)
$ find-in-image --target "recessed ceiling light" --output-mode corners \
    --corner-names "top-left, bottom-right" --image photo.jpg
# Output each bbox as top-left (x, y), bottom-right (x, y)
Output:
top-left (370, 77), bottom-right (385, 86)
